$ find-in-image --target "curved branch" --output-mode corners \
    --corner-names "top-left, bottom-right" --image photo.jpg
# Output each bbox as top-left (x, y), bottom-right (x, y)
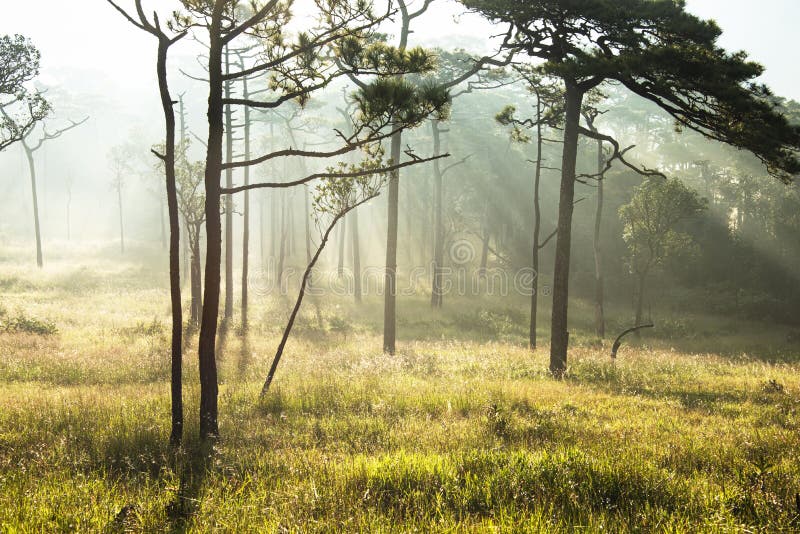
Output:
top-left (221, 153), bottom-right (449, 194)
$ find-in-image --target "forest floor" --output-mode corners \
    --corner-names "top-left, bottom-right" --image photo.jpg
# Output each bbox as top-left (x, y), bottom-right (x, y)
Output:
top-left (1, 244), bottom-right (799, 532)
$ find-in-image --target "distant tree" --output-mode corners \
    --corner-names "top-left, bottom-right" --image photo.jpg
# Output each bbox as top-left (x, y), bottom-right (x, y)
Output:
top-left (464, 0), bottom-right (800, 375)
top-left (620, 178), bottom-right (706, 328)
top-left (108, 145), bottom-right (132, 254)
top-left (582, 93), bottom-right (610, 340)
top-left (175, 151), bottom-right (206, 327)
top-left (17, 118), bottom-right (87, 267)
top-left (415, 49), bottom-right (510, 309)
top-left (496, 68), bottom-right (562, 349)
top-left (0, 35), bottom-right (49, 153)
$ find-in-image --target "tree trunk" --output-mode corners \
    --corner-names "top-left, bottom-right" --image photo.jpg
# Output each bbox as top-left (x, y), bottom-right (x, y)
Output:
top-left (635, 270), bottom-right (647, 330)
top-left (66, 187), bottom-right (71, 241)
top-left (277, 194), bottom-right (287, 292)
top-left (262, 205), bottom-right (355, 394)
top-left (198, 14), bottom-right (224, 440)
top-left (529, 101), bottom-right (543, 350)
top-left (593, 138), bottom-right (605, 339)
top-left (241, 72), bottom-right (251, 331)
top-left (223, 45), bottom-right (234, 322)
top-left (160, 195), bottom-right (167, 250)
top-left (549, 82), bottom-right (584, 376)
top-left (351, 208), bottom-right (362, 303)
top-left (22, 142), bottom-right (43, 268)
top-left (337, 222), bottom-right (346, 277)
top-left (117, 182), bottom-right (125, 255)
top-left (383, 129), bottom-right (402, 355)
top-left (430, 119), bottom-right (444, 309)
top-left (190, 227), bottom-right (202, 326)
top-left (155, 38), bottom-right (184, 445)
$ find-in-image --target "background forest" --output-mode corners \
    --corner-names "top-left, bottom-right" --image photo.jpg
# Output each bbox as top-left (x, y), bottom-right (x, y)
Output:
top-left (1, 0), bottom-right (799, 531)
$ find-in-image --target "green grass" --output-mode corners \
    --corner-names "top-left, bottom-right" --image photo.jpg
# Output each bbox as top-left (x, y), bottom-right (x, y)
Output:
top-left (1, 246), bottom-right (799, 532)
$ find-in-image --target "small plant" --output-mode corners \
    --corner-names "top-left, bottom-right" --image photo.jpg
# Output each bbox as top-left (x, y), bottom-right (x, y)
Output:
top-left (485, 402), bottom-right (512, 440)
top-left (0, 308), bottom-right (58, 336)
top-left (328, 316), bottom-right (353, 340)
top-left (121, 318), bottom-right (165, 338)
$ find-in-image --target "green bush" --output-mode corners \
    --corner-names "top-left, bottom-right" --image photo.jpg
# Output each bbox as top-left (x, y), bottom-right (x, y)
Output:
top-left (0, 308), bottom-right (58, 336)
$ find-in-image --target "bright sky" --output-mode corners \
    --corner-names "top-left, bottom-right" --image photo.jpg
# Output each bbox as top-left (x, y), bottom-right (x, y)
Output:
top-left (0, 1), bottom-right (798, 102)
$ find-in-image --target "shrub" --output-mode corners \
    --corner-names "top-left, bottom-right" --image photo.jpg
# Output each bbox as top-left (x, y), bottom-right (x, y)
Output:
top-left (0, 308), bottom-right (58, 336)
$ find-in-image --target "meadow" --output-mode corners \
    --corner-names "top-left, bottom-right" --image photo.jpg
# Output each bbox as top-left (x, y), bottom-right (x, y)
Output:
top-left (1, 243), bottom-right (799, 532)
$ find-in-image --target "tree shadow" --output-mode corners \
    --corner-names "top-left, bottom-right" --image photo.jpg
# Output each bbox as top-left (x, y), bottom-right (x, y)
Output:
top-left (237, 331), bottom-right (252, 379)
top-left (215, 318), bottom-right (230, 362)
top-left (163, 442), bottom-right (215, 533)
top-left (99, 435), bottom-right (214, 533)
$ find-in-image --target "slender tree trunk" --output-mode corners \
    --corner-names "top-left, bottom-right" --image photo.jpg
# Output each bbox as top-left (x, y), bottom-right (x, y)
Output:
top-left (190, 229), bottom-right (202, 326)
top-left (383, 129), bottom-right (402, 354)
top-left (241, 72), bottom-right (251, 331)
top-left (198, 13), bottom-right (224, 440)
top-left (160, 195), bottom-right (167, 250)
top-left (22, 142), bottom-right (43, 268)
top-left (260, 189), bottom-right (267, 268)
top-left (431, 119), bottom-right (444, 309)
top-left (337, 223), bottom-right (346, 277)
top-left (66, 187), bottom-right (71, 241)
top-left (635, 270), bottom-right (647, 330)
top-left (155, 39), bottom-right (184, 445)
top-left (223, 45), bottom-right (234, 322)
top-left (593, 138), bottom-right (605, 339)
top-left (277, 194), bottom-right (287, 291)
top-left (351, 208), bottom-right (362, 303)
top-left (117, 182), bottom-right (125, 255)
top-left (262, 202), bottom-right (366, 394)
top-left (549, 82), bottom-right (584, 376)
top-left (529, 101), bottom-right (543, 350)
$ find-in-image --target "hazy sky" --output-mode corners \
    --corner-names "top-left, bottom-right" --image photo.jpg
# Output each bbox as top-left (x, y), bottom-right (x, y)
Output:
top-left (0, 1), bottom-right (798, 101)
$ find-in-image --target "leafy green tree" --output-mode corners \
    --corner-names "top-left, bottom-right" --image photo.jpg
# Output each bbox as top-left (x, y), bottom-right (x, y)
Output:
top-left (463, 0), bottom-right (800, 375)
top-left (620, 178), bottom-right (706, 329)
top-left (0, 35), bottom-right (49, 152)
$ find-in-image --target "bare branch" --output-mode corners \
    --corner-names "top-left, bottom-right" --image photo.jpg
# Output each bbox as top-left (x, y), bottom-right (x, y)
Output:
top-left (222, 153), bottom-right (450, 194)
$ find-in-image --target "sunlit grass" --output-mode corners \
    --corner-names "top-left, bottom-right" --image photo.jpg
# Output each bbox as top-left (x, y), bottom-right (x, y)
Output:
top-left (0, 248), bottom-right (799, 531)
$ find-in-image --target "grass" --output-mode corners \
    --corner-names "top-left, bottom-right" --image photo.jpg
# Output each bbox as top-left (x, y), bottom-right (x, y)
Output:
top-left (0, 244), bottom-right (799, 532)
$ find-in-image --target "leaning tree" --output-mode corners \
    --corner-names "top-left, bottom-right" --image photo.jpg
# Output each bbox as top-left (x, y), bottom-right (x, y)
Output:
top-left (463, 0), bottom-right (800, 375)
top-left (168, 0), bottom-right (450, 439)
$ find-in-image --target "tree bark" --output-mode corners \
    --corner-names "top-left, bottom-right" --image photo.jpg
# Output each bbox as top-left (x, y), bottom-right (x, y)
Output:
top-left (635, 269), bottom-right (648, 332)
top-left (22, 141), bottom-right (43, 268)
top-left (190, 225), bottom-right (202, 326)
top-left (351, 208), bottom-right (362, 303)
top-left (241, 70), bottom-right (251, 331)
top-left (155, 38), bottom-right (184, 445)
top-left (337, 222), bottom-right (346, 277)
top-left (223, 45), bottom-right (234, 322)
top-left (430, 119), bottom-right (444, 309)
top-left (383, 129), bottom-right (402, 355)
top-left (593, 138), bottom-right (606, 339)
top-left (549, 82), bottom-right (584, 376)
top-left (529, 99), bottom-right (543, 350)
top-left (198, 10), bottom-right (225, 440)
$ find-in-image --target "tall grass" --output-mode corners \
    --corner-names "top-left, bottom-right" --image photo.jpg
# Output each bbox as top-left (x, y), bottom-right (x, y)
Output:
top-left (0, 250), bottom-right (798, 531)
